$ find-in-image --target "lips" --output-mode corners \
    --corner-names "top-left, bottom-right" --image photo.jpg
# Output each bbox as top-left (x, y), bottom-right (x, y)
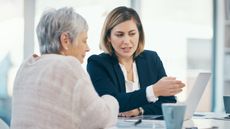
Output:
top-left (121, 47), bottom-right (132, 53)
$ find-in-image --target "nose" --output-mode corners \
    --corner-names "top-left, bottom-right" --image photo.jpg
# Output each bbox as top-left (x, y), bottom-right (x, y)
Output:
top-left (86, 44), bottom-right (90, 52)
top-left (122, 35), bottom-right (130, 44)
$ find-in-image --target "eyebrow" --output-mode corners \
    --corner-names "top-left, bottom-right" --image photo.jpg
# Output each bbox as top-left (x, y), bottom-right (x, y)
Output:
top-left (115, 30), bottom-right (137, 33)
top-left (129, 30), bottom-right (136, 32)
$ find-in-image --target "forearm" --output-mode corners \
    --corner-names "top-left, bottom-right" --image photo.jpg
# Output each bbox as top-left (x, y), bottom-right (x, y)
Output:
top-left (116, 88), bottom-right (149, 112)
top-left (142, 96), bottom-right (176, 115)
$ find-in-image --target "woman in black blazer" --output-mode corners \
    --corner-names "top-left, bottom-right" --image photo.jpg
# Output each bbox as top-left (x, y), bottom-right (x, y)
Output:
top-left (87, 6), bottom-right (185, 117)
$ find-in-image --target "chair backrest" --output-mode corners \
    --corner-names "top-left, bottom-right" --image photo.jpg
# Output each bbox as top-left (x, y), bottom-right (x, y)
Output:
top-left (0, 118), bottom-right (9, 129)
top-left (0, 97), bottom-right (12, 126)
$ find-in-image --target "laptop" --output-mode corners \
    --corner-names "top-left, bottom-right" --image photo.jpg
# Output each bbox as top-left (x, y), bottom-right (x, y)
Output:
top-left (183, 72), bottom-right (211, 120)
top-left (118, 72), bottom-right (211, 122)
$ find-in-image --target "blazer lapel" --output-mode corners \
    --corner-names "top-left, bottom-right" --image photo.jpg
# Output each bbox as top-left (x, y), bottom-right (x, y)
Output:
top-left (113, 64), bottom-right (126, 92)
top-left (111, 54), bottom-right (126, 92)
top-left (135, 56), bottom-right (148, 88)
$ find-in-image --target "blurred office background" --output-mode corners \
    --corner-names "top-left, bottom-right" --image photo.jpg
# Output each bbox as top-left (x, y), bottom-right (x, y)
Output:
top-left (0, 0), bottom-right (228, 126)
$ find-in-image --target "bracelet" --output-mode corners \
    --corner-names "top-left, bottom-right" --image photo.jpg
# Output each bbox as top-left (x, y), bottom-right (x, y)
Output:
top-left (138, 107), bottom-right (144, 115)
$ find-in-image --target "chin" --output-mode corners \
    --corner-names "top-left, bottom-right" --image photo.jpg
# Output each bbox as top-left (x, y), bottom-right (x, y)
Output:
top-left (122, 53), bottom-right (133, 58)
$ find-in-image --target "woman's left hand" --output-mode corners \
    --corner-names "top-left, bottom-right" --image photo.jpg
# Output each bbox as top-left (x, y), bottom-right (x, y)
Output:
top-left (118, 108), bottom-right (140, 117)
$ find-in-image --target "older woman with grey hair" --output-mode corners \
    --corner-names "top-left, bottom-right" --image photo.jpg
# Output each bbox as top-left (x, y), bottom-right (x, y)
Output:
top-left (10, 7), bottom-right (118, 129)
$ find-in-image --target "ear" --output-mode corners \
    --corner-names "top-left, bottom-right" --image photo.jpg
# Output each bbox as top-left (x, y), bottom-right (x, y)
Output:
top-left (107, 36), bottom-right (111, 43)
top-left (60, 32), bottom-right (70, 50)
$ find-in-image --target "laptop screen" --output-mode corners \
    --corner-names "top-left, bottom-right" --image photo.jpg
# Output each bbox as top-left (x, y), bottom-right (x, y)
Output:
top-left (183, 72), bottom-right (211, 120)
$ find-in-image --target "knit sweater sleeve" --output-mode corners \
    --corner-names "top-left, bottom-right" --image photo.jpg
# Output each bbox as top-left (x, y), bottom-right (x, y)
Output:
top-left (65, 58), bottom-right (119, 129)
top-left (72, 76), bottom-right (119, 129)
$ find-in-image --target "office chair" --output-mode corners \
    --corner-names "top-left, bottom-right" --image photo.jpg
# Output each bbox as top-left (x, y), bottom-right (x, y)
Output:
top-left (0, 96), bottom-right (11, 126)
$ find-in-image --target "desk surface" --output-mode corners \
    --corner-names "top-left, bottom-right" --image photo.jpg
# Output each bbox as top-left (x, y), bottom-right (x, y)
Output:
top-left (110, 112), bottom-right (230, 129)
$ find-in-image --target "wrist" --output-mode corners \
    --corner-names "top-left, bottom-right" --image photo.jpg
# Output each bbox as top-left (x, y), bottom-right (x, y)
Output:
top-left (152, 85), bottom-right (159, 97)
top-left (138, 107), bottom-right (144, 115)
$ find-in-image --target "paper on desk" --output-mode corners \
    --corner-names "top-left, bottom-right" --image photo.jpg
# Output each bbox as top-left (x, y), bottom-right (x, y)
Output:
top-left (118, 115), bottom-right (163, 120)
top-left (116, 119), bottom-right (165, 129)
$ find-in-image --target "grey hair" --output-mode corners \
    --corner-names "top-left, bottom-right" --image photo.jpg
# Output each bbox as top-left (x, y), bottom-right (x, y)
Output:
top-left (36, 7), bottom-right (88, 54)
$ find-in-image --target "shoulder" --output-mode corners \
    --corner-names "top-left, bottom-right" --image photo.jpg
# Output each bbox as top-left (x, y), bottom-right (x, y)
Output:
top-left (87, 53), bottom-right (117, 75)
top-left (45, 54), bottom-right (82, 69)
top-left (136, 50), bottom-right (160, 61)
top-left (40, 54), bottom-right (86, 78)
top-left (87, 53), bottom-right (116, 65)
top-left (140, 50), bottom-right (157, 55)
top-left (58, 55), bottom-right (87, 76)
top-left (88, 53), bottom-right (112, 61)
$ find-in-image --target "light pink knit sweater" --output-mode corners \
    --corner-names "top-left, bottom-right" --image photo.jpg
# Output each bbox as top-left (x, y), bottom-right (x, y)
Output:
top-left (10, 54), bottom-right (119, 129)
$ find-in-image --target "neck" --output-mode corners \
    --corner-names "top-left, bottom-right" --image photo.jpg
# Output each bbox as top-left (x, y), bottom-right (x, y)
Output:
top-left (118, 57), bottom-right (133, 66)
top-left (118, 57), bottom-right (134, 75)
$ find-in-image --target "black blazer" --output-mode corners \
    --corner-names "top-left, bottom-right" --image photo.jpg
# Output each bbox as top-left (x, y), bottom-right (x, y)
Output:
top-left (87, 50), bottom-right (176, 115)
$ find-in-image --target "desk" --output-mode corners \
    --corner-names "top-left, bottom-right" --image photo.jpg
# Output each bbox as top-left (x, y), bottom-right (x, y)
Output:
top-left (110, 112), bottom-right (230, 129)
